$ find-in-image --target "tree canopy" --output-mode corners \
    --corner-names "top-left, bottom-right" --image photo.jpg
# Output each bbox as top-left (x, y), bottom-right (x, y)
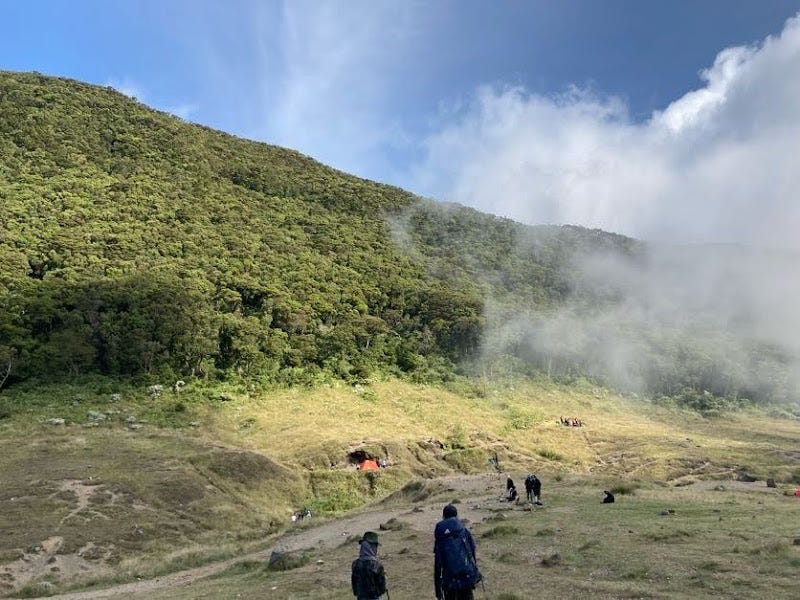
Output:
top-left (1, 71), bottom-right (797, 407)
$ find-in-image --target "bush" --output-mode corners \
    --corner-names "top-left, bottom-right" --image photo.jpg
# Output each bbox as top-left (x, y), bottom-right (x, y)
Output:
top-left (610, 482), bottom-right (640, 495)
top-left (445, 423), bottom-right (468, 450)
top-left (537, 448), bottom-right (563, 461)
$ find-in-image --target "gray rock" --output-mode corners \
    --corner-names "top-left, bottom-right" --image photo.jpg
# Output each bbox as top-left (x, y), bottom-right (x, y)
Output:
top-left (45, 418), bottom-right (65, 426)
top-left (267, 550), bottom-right (307, 571)
top-left (110, 393), bottom-right (122, 403)
top-left (87, 410), bottom-right (106, 422)
top-left (147, 385), bottom-right (164, 397)
top-left (541, 553), bottom-right (562, 567)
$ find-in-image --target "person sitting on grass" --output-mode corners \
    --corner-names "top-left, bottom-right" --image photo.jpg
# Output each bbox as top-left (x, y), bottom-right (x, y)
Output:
top-left (602, 490), bottom-right (615, 503)
top-left (506, 484), bottom-right (518, 502)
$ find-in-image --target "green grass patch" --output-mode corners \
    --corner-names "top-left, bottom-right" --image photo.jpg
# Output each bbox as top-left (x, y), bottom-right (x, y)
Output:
top-left (481, 525), bottom-right (519, 538)
top-left (537, 448), bottom-right (564, 461)
top-left (505, 407), bottom-right (544, 430)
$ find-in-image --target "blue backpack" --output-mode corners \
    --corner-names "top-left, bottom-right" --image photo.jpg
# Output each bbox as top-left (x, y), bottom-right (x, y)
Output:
top-left (439, 528), bottom-right (482, 590)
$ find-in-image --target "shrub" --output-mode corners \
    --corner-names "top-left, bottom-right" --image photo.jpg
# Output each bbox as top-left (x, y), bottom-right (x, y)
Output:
top-left (445, 423), bottom-right (468, 450)
top-left (610, 482), bottom-right (640, 495)
top-left (537, 448), bottom-right (563, 461)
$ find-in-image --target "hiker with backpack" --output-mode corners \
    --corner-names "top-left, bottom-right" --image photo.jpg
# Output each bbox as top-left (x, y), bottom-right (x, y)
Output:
top-left (351, 531), bottom-right (388, 600)
top-left (434, 504), bottom-right (482, 600)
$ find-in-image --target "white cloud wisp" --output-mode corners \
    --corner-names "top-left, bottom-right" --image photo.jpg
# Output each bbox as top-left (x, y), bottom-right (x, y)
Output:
top-left (414, 14), bottom-right (800, 251)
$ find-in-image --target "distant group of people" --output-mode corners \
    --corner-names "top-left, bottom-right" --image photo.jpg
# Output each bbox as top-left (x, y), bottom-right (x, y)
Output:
top-left (559, 416), bottom-right (583, 427)
top-left (350, 474), bottom-right (617, 599)
top-left (351, 503), bottom-right (481, 600)
top-left (504, 474), bottom-right (542, 505)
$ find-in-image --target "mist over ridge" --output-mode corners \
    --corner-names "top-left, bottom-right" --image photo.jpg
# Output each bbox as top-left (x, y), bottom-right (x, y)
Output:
top-left (412, 13), bottom-right (800, 253)
top-left (0, 70), bottom-right (798, 411)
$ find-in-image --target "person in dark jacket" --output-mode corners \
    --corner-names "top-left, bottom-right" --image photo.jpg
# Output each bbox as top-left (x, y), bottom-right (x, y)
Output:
top-left (351, 531), bottom-right (387, 600)
top-left (531, 474), bottom-right (542, 505)
top-left (602, 490), bottom-right (615, 503)
top-left (434, 504), bottom-right (481, 600)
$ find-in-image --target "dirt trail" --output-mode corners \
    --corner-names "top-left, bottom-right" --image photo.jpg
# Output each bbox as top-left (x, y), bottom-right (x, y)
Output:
top-left (38, 474), bottom-right (504, 600)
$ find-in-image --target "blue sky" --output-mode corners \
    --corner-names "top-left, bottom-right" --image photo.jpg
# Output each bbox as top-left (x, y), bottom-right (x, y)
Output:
top-left (2, 1), bottom-right (800, 248)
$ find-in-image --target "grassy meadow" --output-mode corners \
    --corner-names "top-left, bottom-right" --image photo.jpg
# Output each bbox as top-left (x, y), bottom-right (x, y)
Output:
top-left (136, 474), bottom-right (800, 600)
top-left (1, 376), bottom-right (799, 598)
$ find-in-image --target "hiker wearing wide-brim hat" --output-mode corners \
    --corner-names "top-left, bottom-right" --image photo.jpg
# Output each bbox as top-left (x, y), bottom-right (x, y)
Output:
top-left (351, 531), bottom-right (388, 600)
top-left (360, 531), bottom-right (380, 545)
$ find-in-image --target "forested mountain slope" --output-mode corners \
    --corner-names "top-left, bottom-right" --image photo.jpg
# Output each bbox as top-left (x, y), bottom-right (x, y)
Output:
top-left (1, 71), bottom-right (797, 408)
top-left (0, 71), bottom-right (625, 387)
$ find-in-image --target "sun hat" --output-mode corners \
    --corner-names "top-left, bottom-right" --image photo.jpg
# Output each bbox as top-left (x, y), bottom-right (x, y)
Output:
top-left (360, 531), bottom-right (379, 545)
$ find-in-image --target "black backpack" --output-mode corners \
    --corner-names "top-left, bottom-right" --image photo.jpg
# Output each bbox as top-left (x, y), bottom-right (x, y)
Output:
top-left (352, 557), bottom-right (385, 598)
top-left (439, 529), bottom-right (481, 590)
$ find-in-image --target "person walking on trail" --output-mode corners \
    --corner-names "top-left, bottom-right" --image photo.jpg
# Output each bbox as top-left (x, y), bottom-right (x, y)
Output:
top-left (351, 531), bottom-right (388, 600)
top-left (434, 504), bottom-right (482, 600)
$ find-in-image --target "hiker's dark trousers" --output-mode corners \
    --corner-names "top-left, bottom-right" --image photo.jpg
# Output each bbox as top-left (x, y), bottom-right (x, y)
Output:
top-left (443, 589), bottom-right (474, 600)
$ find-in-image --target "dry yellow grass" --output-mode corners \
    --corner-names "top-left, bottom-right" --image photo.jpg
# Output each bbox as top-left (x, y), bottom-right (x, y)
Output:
top-left (2, 377), bottom-right (798, 597)
top-left (198, 378), bottom-right (798, 484)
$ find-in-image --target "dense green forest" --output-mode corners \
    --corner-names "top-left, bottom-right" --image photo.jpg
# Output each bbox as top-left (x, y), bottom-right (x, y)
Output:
top-left (1, 71), bottom-right (797, 407)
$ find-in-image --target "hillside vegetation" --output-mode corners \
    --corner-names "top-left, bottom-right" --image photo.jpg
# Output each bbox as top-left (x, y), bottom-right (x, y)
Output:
top-left (1, 70), bottom-right (799, 409)
top-left (0, 72), bottom-right (613, 387)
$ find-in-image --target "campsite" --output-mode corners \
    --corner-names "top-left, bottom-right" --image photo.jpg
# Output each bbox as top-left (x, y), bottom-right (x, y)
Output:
top-left (2, 378), bottom-right (799, 599)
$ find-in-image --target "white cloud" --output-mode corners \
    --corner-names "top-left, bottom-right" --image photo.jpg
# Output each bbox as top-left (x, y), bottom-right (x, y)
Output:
top-left (413, 13), bottom-right (800, 250)
top-left (257, 0), bottom-right (434, 179)
top-left (105, 78), bottom-right (145, 101)
top-left (164, 103), bottom-right (199, 121)
top-left (105, 79), bottom-right (198, 121)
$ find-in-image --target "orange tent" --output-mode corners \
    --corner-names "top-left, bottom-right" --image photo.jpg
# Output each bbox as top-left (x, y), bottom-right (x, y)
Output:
top-left (358, 459), bottom-right (380, 471)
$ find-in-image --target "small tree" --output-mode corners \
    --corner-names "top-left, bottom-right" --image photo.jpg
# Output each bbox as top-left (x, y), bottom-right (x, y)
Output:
top-left (0, 346), bottom-right (17, 391)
